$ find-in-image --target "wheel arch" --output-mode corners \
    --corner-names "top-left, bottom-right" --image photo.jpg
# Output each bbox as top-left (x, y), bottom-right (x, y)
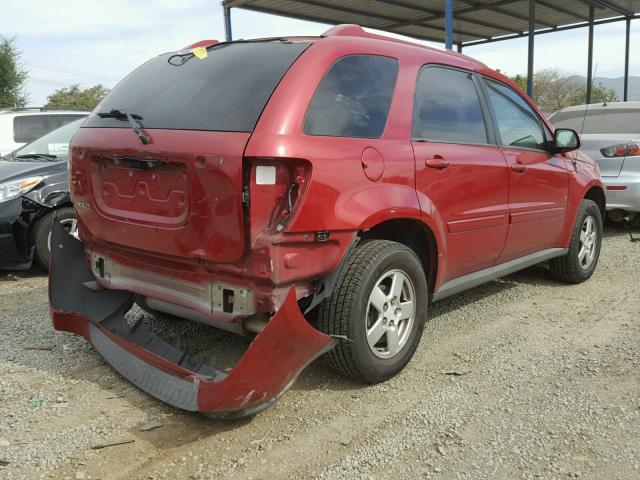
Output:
top-left (560, 178), bottom-right (605, 248)
top-left (583, 185), bottom-right (606, 219)
top-left (359, 218), bottom-right (439, 295)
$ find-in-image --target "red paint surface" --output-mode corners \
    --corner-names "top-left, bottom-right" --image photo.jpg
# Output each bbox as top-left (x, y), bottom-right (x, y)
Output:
top-left (413, 142), bottom-right (509, 282)
top-left (70, 130), bottom-right (249, 264)
top-left (497, 149), bottom-right (569, 263)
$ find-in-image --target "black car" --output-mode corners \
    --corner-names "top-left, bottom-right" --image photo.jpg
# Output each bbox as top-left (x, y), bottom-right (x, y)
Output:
top-left (0, 118), bottom-right (83, 270)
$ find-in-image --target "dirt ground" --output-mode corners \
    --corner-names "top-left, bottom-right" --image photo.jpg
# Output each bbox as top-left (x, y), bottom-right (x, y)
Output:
top-left (1, 224), bottom-right (639, 480)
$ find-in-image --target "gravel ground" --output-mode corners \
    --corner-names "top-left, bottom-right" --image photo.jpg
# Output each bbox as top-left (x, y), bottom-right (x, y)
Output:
top-left (1, 224), bottom-right (639, 480)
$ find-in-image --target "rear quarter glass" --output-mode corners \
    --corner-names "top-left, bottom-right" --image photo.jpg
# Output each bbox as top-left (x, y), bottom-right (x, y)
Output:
top-left (303, 54), bottom-right (398, 138)
top-left (83, 42), bottom-right (309, 132)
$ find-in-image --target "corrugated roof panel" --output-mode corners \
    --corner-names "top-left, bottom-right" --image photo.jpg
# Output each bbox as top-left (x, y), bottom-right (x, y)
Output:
top-left (225, 0), bottom-right (640, 44)
top-left (391, 23), bottom-right (463, 43)
top-left (236, 0), bottom-right (392, 27)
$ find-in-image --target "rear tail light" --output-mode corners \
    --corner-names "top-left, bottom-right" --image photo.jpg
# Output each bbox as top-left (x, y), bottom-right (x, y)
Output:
top-left (244, 158), bottom-right (311, 236)
top-left (600, 142), bottom-right (640, 158)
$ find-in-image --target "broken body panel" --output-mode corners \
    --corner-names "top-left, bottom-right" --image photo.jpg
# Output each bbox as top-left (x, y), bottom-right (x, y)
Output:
top-left (49, 221), bottom-right (334, 416)
top-left (0, 160), bottom-right (71, 269)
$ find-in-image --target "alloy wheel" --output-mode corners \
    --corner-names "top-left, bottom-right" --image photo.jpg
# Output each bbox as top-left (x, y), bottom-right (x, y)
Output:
top-left (578, 216), bottom-right (597, 270)
top-left (365, 269), bottom-right (416, 359)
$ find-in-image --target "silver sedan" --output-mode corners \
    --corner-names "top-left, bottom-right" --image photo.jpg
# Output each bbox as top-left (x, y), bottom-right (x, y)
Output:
top-left (550, 101), bottom-right (640, 224)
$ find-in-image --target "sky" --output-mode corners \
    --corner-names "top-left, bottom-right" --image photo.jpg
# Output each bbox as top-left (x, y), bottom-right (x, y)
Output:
top-left (2, 0), bottom-right (639, 107)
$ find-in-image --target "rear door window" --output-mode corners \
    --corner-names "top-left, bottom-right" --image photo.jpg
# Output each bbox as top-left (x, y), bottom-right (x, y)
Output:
top-left (304, 55), bottom-right (398, 138)
top-left (83, 42), bottom-right (308, 132)
top-left (483, 79), bottom-right (547, 150)
top-left (51, 115), bottom-right (86, 129)
top-left (13, 115), bottom-right (51, 143)
top-left (412, 66), bottom-right (489, 144)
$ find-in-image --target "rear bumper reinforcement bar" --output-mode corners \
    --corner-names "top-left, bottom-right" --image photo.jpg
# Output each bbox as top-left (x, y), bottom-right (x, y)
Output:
top-left (48, 220), bottom-right (335, 418)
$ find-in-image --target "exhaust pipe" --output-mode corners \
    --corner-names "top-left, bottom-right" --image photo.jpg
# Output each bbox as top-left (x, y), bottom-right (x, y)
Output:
top-left (623, 215), bottom-right (640, 243)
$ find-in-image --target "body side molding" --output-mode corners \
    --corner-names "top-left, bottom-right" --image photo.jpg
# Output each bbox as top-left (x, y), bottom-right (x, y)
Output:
top-left (432, 248), bottom-right (567, 302)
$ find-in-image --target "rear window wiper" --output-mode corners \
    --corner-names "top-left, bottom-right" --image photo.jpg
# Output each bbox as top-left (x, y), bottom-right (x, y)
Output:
top-left (97, 109), bottom-right (150, 145)
top-left (15, 153), bottom-right (58, 161)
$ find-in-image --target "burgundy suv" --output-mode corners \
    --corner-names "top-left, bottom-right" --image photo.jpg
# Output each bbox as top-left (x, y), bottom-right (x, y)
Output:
top-left (50, 25), bottom-right (605, 417)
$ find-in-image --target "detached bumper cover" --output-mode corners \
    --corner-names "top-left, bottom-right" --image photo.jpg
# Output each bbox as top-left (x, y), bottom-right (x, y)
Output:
top-left (49, 220), bottom-right (334, 417)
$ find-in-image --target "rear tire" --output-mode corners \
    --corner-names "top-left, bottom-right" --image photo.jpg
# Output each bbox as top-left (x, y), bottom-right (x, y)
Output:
top-left (32, 207), bottom-right (77, 270)
top-left (317, 240), bottom-right (428, 384)
top-left (549, 199), bottom-right (602, 284)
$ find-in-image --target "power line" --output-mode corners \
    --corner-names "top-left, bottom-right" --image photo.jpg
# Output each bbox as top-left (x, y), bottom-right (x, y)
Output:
top-left (29, 77), bottom-right (77, 87)
top-left (26, 61), bottom-right (120, 82)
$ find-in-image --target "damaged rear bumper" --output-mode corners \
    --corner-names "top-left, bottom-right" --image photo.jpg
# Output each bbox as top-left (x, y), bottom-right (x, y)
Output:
top-left (48, 220), bottom-right (335, 418)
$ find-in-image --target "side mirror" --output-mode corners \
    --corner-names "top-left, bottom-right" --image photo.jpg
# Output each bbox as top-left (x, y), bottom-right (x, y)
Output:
top-left (551, 128), bottom-right (580, 154)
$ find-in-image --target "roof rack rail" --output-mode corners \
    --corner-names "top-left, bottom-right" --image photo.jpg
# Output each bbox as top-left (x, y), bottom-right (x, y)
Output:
top-left (0, 107), bottom-right (46, 113)
top-left (322, 24), bottom-right (370, 38)
top-left (0, 106), bottom-right (90, 114)
top-left (322, 24), bottom-right (415, 46)
top-left (321, 24), bottom-right (466, 59)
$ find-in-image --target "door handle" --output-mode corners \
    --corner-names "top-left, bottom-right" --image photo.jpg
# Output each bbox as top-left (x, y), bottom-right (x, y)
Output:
top-left (511, 162), bottom-right (527, 173)
top-left (425, 156), bottom-right (450, 169)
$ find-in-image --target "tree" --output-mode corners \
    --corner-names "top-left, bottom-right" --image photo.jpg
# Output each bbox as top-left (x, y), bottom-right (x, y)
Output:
top-left (509, 69), bottom-right (618, 112)
top-left (0, 36), bottom-right (29, 108)
top-left (530, 69), bottom-right (584, 112)
top-left (511, 74), bottom-right (527, 92)
top-left (591, 83), bottom-right (618, 104)
top-left (46, 84), bottom-right (109, 110)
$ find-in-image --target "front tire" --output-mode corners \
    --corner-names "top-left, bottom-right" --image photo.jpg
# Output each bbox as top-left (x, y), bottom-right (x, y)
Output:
top-left (32, 207), bottom-right (77, 270)
top-left (549, 199), bottom-right (602, 284)
top-left (317, 240), bottom-right (428, 384)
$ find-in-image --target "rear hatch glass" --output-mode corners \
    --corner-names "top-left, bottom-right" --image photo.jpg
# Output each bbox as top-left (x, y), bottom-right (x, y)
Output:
top-left (83, 41), bottom-right (309, 132)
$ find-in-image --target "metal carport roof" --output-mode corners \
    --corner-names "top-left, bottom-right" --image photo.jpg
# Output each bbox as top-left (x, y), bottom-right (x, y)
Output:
top-left (222, 1), bottom-right (638, 46)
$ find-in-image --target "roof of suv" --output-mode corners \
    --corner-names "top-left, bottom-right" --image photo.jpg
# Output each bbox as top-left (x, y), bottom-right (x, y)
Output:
top-left (184, 24), bottom-right (490, 73)
top-left (322, 24), bottom-right (486, 62)
top-left (309, 24), bottom-right (489, 71)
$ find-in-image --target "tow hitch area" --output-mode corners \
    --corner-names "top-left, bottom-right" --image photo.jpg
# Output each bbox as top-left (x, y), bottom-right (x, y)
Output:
top-left (48, 220), bottom-right (335, 418)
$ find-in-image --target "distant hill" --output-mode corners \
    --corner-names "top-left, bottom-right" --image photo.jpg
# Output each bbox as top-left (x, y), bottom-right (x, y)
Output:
top-left (570, 75), bottom-right (640, 101)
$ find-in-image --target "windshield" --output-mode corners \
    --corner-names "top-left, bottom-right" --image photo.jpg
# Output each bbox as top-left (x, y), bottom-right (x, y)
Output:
top-left (7, 118), bottom-right (84, 161)
top-left (83, 41), bottom-right (309, 133)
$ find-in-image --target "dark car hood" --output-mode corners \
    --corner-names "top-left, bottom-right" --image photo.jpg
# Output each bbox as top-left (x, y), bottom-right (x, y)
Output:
top-left (0, 159), bottom-right (68, 183)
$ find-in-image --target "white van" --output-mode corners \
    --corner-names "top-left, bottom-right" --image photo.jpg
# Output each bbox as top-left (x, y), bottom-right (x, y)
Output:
top-left (0, 108), bottom-right (88, 157)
